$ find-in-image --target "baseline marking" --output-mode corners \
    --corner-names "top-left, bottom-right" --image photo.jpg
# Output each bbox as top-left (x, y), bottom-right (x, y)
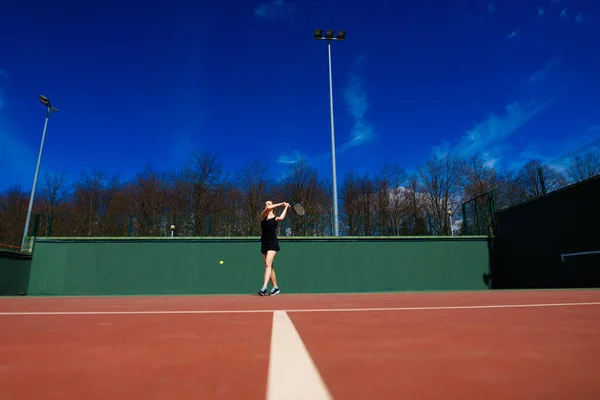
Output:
top-left (1, 302), bottom-right (600, 316)
top-left (561, 250), bottom-right (600, 262)
top-left (267, 311), bottom-right (332, 400)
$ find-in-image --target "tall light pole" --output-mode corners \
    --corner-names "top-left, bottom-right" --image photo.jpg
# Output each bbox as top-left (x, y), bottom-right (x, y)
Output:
top-left (21, 95), bottom-right (59, 250)
top-left (314, 28), bottom-right (345, 236)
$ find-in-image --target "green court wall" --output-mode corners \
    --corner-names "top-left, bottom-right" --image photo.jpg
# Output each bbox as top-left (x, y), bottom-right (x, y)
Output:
top-left (0, 251), bottom-right (32, 296)
top-left (26, 236), bottom-right (490, 296)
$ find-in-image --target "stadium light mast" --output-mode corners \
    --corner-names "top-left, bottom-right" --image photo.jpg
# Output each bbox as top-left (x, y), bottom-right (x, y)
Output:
top-left (21, 95), bottom-right (59, 250)
top-left (314, 28), bottom-right (346, 237)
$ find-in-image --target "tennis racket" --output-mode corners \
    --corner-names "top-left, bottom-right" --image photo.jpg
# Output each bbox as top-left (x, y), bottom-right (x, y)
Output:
top-left (289, 202), bottom-right (305, 216)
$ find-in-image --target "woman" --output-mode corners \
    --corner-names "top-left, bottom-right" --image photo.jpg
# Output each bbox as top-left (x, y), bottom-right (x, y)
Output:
top-left (258, 200), bottom-right (289, 296)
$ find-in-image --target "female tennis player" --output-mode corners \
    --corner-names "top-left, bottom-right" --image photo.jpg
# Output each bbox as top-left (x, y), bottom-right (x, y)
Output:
top-left (258, 200), bottom-right (290, 296)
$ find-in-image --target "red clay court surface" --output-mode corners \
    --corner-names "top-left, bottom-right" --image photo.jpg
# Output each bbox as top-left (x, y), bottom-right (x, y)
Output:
top-left (1, 289), bottom-right (600, 399)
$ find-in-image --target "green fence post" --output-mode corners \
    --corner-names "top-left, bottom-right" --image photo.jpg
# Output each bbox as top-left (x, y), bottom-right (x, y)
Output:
top-left (127, 216), bottom-right (133, 236)
top-left (46, 214), bottom-right (53, 236)
top-left (474, 201), bottom-right (481, 235)
top-left (32, 214), bottom-right (40, 237)
top-left (461, 202), bottom-right (468, 235)
top-left (537, 167), bottom-right (547, 196)
top-left (487, 190), bottom-right (498, 236)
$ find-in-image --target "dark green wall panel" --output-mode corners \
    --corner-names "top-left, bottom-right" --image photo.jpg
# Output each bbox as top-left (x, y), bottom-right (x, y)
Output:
top-left (0, 251), bottom-right (32, 296)
top-left (27, 236), bottom-right (490, 296)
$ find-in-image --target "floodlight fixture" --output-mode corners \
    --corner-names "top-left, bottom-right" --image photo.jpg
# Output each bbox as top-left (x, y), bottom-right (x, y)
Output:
top-left (39, 95), bottom-right (59, 113)
top-left (39, 95), bottom-right (50, 106)
top-left (313, 29), bottom-right (346, 41)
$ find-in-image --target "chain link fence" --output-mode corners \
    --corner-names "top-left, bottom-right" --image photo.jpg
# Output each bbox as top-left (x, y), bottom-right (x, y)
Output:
top-left (462, 137), bottom-right (600, 236)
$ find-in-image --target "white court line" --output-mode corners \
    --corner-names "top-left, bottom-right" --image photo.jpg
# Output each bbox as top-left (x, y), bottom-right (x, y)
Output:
top-left (1, 302), bottom-right (600, 316)
top-left (561, 250), bottom-right (600, 261)
top-left (267, 311), bottom-right (332, 400)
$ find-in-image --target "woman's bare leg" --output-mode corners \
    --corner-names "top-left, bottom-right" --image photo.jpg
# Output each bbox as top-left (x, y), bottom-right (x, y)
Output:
top-left (270, 265), bottom-right (278, 288)
top-left (263, 251), bottom-right (276, 288)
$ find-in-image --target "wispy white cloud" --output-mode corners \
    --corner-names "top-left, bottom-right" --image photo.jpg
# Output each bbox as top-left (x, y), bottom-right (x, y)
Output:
top-left (277, 150), bottom-right (307, 165)
top-left (528, 57), bottom-right (561, 84)
top-left (575, 13), bottom-right (591, 24)
top-left (482, 151), bottom-right (499, 169)
top-left (431, 140), bottom-right (451, 159)
top-left (543, 2), bottom-right (590, 24)
top-left (456, 100), bottom-right (552, 156)
top-left (0, 81), bottom-right (38, 189)
top-left (508, 126), bottom-right (600, 172)
top-left (0, 127), bottom-right (37, 188)
top-left (463, 53), bottom-right (597, 174)
top-left (340, 74), bottom-right (374, 152)
top-left (430, 57), bottom-right (565, 171)
top-left (254, 0), bottom-right (295, 19)
top-left (275, 57), bottom-right (373, 167)
top-left (516, 142), bottom-right (556, 165)
top-left (431, 98), bottom-right (553, 170)
top-left (506, 28), bottom-right (520, 39)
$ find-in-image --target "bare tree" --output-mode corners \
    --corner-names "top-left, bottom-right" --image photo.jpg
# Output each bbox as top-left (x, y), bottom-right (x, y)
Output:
top-left (183, 152), bottom-right (226, 236)
top-left (340, 170), bottom-right (361, 236)
top-left (131, 165), bottom-right (170, 236)
top-left (462, 153), bottom-right (500, 200)
top-left (516, 160), bottom-right (568, 198)
top-left (355, 173), bottom-right (376, 236)
top-left (0, 185), bottom-right (29, 247)
top-left (32, 172), bottom-right (69, 236)
top-left (402, 174), bottom-right (430, 235)
top-left (373, 162), bottom-right (407, 235)
top-left (1, 138), bottom-right (595, 240)
top-left (417, 153), bottom-right (464, 235)
top-left (235, 160), bottom-right (270, 236)
top-left (278, 160), bottom-right (330, 236)
top-left (213, 182), bottom-right (241, 236)
top-left (495, 170), bottom-right (527, 209)
top-left (566, 152), bottom-right (600, 183)
top-left (165, 170), bottom-right (192, 237)
top-left (69, 170), bottom-right (107, 236)
top-left (97, 174), bottom-right (134, 236)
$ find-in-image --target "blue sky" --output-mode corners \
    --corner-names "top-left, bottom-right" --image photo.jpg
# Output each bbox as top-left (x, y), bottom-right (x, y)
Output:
top-left (1, 0), bottom-right (599, 191)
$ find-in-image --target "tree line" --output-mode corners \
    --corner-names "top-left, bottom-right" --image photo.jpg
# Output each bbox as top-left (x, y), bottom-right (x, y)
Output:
top-left (1, 148), bottom-right (598, 247)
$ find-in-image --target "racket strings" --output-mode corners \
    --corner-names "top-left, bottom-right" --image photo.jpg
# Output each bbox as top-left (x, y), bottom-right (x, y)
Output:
top-left (293, 203), bottom-right (305, 216)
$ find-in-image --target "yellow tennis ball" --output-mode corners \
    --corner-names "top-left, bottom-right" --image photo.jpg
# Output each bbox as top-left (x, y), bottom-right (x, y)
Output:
top-left (219, 260), bottom-right (224, 264)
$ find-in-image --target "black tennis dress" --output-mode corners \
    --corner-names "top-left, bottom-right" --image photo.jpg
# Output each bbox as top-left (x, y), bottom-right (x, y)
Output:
top-left (260, 216), bottom-right (280, 254)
